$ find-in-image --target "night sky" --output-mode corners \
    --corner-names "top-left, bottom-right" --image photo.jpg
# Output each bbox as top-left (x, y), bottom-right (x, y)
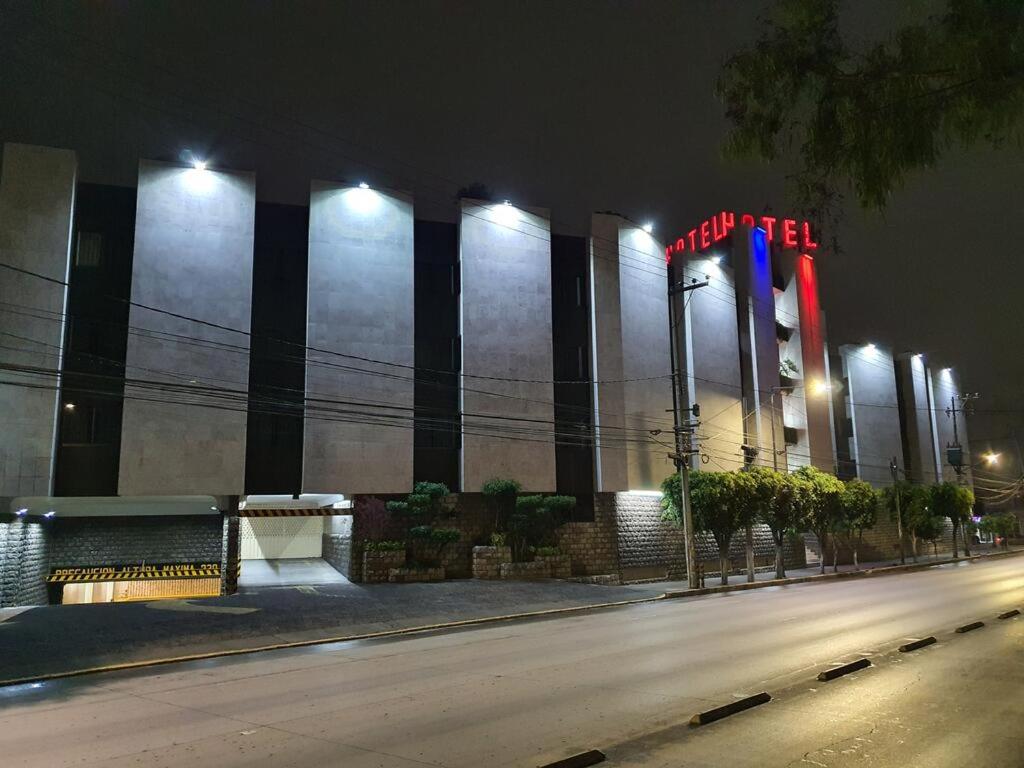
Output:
top-left (1, 1), bottom-right (1020, 492)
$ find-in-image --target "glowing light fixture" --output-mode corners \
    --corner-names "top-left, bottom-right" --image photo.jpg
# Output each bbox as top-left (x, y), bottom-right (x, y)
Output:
top-left (983, 452), bottom-right (1000, 466)
top-left (210, 505), bottom-right (218, 511)
top-left (810, 379), bottom-right (832, 396)
top-left (711, 255), bottom-right (722, 265)
top-left (865, 343), bottom-right (877, 352)
top-left (14, 508), bottom-right (27, 516)
top-left (44, 510), bottom-right (56, 518)
top-left (358, 182), bottom-right (369, 189)
top-left (192, 159), bottom-right (207, 171)
top-left (64, 402), bottom-right (75, 411)
top-left (642, 222), bottom-right (653, 234)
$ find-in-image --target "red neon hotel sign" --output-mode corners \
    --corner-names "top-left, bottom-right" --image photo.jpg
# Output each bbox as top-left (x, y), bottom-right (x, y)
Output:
top-left (666, 211), bottom-right (818, 263)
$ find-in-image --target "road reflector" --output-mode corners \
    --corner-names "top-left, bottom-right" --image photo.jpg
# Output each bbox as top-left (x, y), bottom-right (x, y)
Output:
top-left (899, 637), bottom-right (936, 652)
top-left (817, 658), bottom-right (871, 681)
top-left (537, 749), bottom-right (605, 768)
top-left (689, 692), bottom-right (772, 726)
top-left (998, 609), bottom-right (1020, 620)
top-left (955, 621), bottom-right (985, 633)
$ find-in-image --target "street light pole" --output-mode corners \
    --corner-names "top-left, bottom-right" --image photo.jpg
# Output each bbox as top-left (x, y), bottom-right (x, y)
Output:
top-left (890, 456), bottom-right (905, 565)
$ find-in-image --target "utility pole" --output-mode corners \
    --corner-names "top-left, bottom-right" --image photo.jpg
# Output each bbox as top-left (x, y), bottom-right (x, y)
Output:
top-left (890, 457), bottom-right (905, 565)
top-left (667, 272), bottom-right (707, 590)
top-left (945, 392), bottom-right (978, 484)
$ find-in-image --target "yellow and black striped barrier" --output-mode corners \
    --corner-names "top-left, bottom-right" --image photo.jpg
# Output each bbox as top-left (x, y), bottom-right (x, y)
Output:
top-left (239, 508), bottom-right (344, 517)
top-left (48, 563), bottom-right (222, 583)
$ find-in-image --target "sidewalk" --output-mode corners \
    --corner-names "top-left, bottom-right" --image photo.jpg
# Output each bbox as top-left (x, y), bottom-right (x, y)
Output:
top-left (0, 546), bottom-right (1018, 684)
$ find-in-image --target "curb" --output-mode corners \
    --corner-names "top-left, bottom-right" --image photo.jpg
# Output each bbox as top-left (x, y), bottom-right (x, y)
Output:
top-left (663, 549), bottom-right (1024, 600)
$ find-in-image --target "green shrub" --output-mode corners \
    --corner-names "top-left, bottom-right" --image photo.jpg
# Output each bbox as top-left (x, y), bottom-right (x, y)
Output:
top-left (362, 540), bottom-right (405, 552)
top-left (489, 531), bottom-right (507, 547)
top-left (533, 546), bottom-right (560, 557)
top-left (508, 494), bottom-right (575, 561)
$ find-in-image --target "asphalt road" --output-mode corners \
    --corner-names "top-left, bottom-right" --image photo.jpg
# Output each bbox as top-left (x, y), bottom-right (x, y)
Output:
top-left (2, 556), bottom-right (1022, 767)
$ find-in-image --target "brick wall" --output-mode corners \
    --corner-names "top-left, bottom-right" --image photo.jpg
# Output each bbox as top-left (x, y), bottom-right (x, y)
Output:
top-left (49, 516), bottom-right (224, 569)
top-left (0, 519), bottom-right (51, 607)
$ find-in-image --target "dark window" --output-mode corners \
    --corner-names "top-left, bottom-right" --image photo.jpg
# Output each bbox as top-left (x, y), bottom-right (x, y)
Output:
top-left (245, 202), bottom-right (309, 495)
top-left (414, 220), bottom-right (460, 490)
top-left (55, 184), bottom-right (136, 496)
top-left (551, 234), bottom-right (594, 520)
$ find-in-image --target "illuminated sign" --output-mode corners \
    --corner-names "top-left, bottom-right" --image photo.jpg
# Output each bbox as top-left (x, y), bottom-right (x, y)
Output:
top-left (666, 211), bottom-right (818, 263)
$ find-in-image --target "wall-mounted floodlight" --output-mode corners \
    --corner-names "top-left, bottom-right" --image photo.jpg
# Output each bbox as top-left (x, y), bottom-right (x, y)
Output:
top-left (358, 182), bottom-right (369, 189)
top-left (192, 159), bottom-right (207, 171)
top-left (14, 508), bottom-right (27, 516)
top-left (642, 222), bottom-right (654, 234)
top-left (711, 255), bottom-right (722, 266)
top-left (865, 343), bottom-right (877, 352)
top-left (64, 402), bottom-right (75, 411)
top-left (44, 511), bottom-right (56, 518)
top-left (983, 452), bottom-right (1001, 466)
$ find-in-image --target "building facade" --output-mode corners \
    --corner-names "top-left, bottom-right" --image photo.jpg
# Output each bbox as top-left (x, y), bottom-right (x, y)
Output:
top-left (0, 144), bottom-right (976, 605)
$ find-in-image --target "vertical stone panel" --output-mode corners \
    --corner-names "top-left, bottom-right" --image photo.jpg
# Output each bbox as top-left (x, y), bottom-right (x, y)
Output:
top-left (841, 344), bottom-right (903, 485)
top-left (459, 200), bottom-right (555, 492)
top-left (895, 353), bottom-right (941, 484)
top-left (118, 160), bottom-right (255, 495)
top-left (589, 215), bottom-right (673, 491)
top-left (683, 254), bottom-right (745, 471)
top-left (734, 226), bottom-right (784, 468)
top-left (775, 251), bottom-right (835, 471)
top-left (304, 182), bottom-right (414, 493)
top-left (0, 143), bottom-right (77, 500)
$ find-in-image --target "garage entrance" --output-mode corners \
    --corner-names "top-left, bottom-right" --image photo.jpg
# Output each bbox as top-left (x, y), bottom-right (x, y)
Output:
top-left (237, 494), bottom-right (352, 588)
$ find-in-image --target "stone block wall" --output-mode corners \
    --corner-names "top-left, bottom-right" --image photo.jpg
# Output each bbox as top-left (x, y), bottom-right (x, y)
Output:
top-left (824, 516), bottom-right (955, 565)
top-left (0, 519), bottom-right (51, 607)
top-left (558, 496), bottom-right (621, 576)
top-left (322, 515), bottom-right (353, 578)
top-left (612, 491), bottom-right (806, 581)
top-left (363, 550), bottom-right (405, 583)
top-left (49, 516), bottom-right (224, 570)
top-left (472, 546), bottom-right (510, 579)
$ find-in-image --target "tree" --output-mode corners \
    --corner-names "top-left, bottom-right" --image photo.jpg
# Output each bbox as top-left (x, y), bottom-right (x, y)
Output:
top-left (386, 482), bottom-right (455, 565)
top-left (929, 481), bottom-right (975, 557)
top-left (914, 505), bottom-right (947, 558)
top-left (481, 477), bottom-right (522, 533)
top-left (717, 0), bottom-right (1024, 233)
top-left (882, 481), bottom-right (928, 561)
top-left (839, 479), bottom-right (880, 570)
top-left (733, 470), bottom-right (760, 583)
top-left (978, 513), bottom-right (1017, 548)
top-left (509, 494), bottom-right (576, 562)
top-left (745, 466), bottom-right (794, 579)
top-left (793, 465), bottom-right (845, 574)
top-left (689, 472), bottom-right (744, 585)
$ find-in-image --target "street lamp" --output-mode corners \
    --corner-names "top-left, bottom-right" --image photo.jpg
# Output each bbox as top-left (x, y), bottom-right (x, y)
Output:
top-left (982, 452), bottom-right (1000, 466)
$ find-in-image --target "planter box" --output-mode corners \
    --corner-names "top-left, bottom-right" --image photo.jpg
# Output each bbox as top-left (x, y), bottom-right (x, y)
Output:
top-left (388, 566), bottom-right (445, 583)
top-left (472, 545), bottom-right (512, 580)
top-left (534, 553), bottom-right (571, 579)
top-left (500, 561), bottom-right (551, 580)
top-left (363, 550), bottom-right (406, 583)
